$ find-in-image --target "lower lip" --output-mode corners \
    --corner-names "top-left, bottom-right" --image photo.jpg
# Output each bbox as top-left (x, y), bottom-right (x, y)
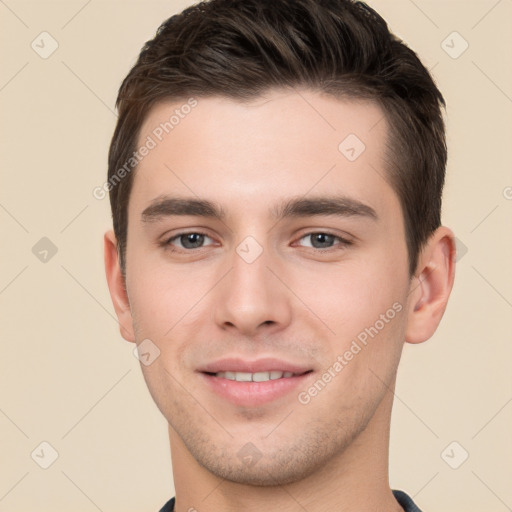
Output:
top-left (200, 372), bottom-right (312, 407)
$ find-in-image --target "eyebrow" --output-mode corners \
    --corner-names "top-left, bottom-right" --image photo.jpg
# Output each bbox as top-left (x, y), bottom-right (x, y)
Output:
top-left (140, 195), bottom-right (378, 223)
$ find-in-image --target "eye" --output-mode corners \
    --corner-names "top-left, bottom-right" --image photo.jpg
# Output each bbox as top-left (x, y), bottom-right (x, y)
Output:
top-left (165, 232), bottom-right (215, 250)
top-left (296, 232), bottom-right (351, 250)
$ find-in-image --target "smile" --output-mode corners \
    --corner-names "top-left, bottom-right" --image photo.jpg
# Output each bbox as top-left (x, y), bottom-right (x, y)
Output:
top-left (198, 365), bottom-right (315, 408)
top-left (212, 371), bottom-right (301, 382)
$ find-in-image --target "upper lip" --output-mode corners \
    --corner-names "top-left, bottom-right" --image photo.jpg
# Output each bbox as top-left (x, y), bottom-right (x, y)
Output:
top-left (198, 357), bottom-right (312, 374)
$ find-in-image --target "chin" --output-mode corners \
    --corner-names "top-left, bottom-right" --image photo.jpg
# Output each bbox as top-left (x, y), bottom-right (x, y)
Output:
top-left (185, 431), bottom-right (350, 488)
top-left (199, 457), bottom-right (322, 487)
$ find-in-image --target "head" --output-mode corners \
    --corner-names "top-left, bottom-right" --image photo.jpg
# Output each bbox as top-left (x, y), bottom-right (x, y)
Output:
top-left (104, 0), bottom-right (455, 487)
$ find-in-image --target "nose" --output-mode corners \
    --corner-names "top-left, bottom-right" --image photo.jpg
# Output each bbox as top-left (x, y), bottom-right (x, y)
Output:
top-left (212, 242), bottom-right (292, 337)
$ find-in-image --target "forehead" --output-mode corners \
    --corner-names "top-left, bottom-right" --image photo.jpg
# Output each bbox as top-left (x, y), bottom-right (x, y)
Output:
top-left (130, 89), bottom-right (395, 221)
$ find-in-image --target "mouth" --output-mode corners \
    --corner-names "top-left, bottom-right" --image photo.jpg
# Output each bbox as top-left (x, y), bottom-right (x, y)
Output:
top-left (207, 370), bottom-right (309, 382)
top-left (198, 358), bottom-right (314, 407)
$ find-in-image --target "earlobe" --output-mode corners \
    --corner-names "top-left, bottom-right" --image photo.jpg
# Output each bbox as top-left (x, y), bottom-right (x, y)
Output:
top-left (405, 227), bottom-right (456, 344)
top-left (104, 230), bottom-right (136, 343)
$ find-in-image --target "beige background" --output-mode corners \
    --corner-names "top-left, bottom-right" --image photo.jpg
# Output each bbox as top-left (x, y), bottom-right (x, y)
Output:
top-left (1, 0), bottom-right (511, 510)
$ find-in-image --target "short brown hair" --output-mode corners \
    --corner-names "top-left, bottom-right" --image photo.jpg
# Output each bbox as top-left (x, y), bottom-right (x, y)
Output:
top-left (108, 0), bottom-right (447, 276)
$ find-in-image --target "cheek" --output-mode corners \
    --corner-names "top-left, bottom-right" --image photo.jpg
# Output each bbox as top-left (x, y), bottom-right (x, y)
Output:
top-left (290, 257), bottom-right (406, 342)
top-left (126, 255), bottom-right (211, 339)
top-left (299, 289), bottom-right (406, 418)
top-left (290, 258), bottom-right (408, 408)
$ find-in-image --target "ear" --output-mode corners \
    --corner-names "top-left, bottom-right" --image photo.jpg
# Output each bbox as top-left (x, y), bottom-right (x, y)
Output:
top-left (405, 226), bottom-right (456, 344)
top-left (104, 230), bottom-right (136, 343)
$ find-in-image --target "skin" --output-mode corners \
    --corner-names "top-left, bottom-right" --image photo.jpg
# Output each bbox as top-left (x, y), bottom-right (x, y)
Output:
top-left (104, 89), bottom-right (456, 512)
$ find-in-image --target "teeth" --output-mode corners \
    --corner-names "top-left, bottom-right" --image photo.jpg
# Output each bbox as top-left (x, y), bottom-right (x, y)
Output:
top-left (215, 371), bottom-right (297, 382)
top-left (253, 371), bottom-right (273, 382)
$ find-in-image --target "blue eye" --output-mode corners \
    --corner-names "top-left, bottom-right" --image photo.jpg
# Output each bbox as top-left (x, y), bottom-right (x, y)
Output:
top-left (298, 233), bottom-right (351, 249)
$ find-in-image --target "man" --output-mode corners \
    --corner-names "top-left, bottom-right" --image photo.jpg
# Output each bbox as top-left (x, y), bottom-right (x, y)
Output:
top-left (104, 0), bottom-right (456, 510)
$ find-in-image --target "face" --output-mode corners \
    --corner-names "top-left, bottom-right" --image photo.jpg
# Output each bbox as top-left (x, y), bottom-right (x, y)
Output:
top-left (121, 89), bottom-right (413, 485)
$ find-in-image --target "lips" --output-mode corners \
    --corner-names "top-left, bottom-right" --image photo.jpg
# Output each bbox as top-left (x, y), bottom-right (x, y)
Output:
top-left (198, 357), bottom-right (314, 407)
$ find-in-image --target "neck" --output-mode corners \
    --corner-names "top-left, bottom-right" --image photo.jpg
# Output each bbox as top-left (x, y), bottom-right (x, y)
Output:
top-left (169, 387), bottom-right (402, 512)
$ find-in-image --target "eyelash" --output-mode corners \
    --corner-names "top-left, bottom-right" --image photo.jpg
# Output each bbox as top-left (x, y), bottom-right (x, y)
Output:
top-left (161, 231), bottom-right (353, 253)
